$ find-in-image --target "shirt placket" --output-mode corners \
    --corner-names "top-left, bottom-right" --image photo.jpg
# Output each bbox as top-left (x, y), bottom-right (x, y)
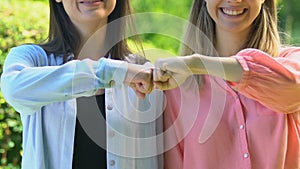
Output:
top-left (105, 88), bottom-right (118, 169)
top-left (234, 93), bottom-right (252, 169)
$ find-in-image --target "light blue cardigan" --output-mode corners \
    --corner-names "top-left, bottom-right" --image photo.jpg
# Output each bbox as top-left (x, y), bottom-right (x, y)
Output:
top-left (1, 45), bottom-right (163, 169)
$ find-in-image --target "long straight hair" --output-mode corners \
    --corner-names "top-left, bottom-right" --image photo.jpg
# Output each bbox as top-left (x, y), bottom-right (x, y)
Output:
top-left (40, 0), bottom-right (141, 61)
top-left (182, 0), bottom-right (281, 57)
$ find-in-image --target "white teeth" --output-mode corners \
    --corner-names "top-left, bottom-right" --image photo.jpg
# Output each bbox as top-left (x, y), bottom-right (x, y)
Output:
top-left (80, 0), bottom-right (101, 3)
top-left (222, 8), bottom-right (244, 16)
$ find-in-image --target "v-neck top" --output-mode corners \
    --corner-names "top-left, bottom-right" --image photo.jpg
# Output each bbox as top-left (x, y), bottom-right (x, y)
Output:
top-left (72, 94), bottom-right (106, 169)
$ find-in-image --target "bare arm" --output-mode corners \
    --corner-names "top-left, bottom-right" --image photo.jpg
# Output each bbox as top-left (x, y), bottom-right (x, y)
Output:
top-left (153, 54), bottom-right (243, 90)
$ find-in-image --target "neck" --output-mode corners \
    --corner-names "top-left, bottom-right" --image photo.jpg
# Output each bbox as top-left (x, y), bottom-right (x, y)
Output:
top-left (76, 19), bottom-right (108, 60)
top-left (215, 28), bottom-right (249, 57)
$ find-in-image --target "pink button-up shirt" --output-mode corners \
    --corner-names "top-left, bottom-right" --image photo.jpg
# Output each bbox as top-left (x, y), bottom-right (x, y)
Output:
top-left (163, 48), bottom-right (300, 169)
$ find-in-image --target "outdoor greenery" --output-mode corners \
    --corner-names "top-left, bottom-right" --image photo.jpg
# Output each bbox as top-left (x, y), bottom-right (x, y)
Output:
top-left (0, 0), bottom-right (300, 168)
top-left (0, 1), bottom-right (49, 168)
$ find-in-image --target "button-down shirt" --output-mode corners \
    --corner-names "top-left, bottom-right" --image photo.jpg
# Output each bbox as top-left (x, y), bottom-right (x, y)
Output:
top-left (1, 44), bottom-right (164, 169)
top-left (164, 48), bottom-right (300, 169)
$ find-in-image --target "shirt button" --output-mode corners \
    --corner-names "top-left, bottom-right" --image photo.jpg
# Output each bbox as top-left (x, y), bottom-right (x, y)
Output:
top-left (240, 125), bottom-right (245, 129)
top-left (107, 104), bottom-right (113, 110)
top-left (109, 80), bottom-right (115, 87)
top-left (243, 153), bottom-right (249, 158)
top-left (109, 130), bottom-right (115, 138)
top-left (109, 160), bottom-right (116, 166)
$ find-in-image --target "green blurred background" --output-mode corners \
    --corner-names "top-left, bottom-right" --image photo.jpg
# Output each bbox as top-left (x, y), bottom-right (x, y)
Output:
top-left (0, 0), bottom-right (299, 168)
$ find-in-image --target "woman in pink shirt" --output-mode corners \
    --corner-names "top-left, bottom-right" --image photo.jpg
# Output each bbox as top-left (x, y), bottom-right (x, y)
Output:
top-left (153, 0), bottom-right (300, 169)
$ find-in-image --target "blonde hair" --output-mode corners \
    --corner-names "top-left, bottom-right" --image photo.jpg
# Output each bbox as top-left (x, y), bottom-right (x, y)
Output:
top-left (181, 0), bottom-right (281, 57)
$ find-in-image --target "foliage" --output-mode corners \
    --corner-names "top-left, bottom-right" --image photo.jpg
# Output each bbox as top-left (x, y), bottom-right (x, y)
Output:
top-left (0, 93), bottom-right (22, 169)
top-left (0, 0), bottom-right (49, 168)
top-left (131, 0), bottom-right (193, 55)
top-left (277, 0), bottom-right (300, 44)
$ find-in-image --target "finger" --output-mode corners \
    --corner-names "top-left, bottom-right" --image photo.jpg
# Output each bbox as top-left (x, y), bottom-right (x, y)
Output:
top-left (153, 68), bottom-right (159, 82)
top-left (154, 81), bottom-right (164, 90)
top-left (129, 83), bottom-right (142, 96)
top-left (154, 77), bottom-right (179, 91)
top-left (146, 82), bottom-right (154, 94)
top-left (139, 70), bottom-right (154, 94)
top-left (138, 82), bottom-right (154, 94)
top-left (167, 77), bottom-right (180, 89)
top-left (154, 81), bottom-right (172, 91)
top-left (154, 60), bottom-right (166, 81)
top-left (153, 68), bottom-right (171, 82)
top-left (135, 91), bottom-right (146, 99)
top-left (136, 82), bottom-right (151, 94)
top-left (129, 83), bottom-right (137, 90)
top-left (162, 70), bottom-right (172, 79)
top-left (153, 68), bottom-right (162, 82)
top-left (129, 83), bottom-right (146, 99)
top-left (147, 69), bottom-right (154, 93)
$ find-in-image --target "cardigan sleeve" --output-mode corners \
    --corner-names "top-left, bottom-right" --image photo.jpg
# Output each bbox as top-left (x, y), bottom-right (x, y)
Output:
top-left (0, 45), bottom-right (128, 115)
top-left (230, 48), bottom-right (300, 114)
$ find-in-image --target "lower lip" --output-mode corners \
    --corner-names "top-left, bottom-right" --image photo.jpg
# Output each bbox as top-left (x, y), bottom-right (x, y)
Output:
top-left (80, 1), bottom-right (103, 7)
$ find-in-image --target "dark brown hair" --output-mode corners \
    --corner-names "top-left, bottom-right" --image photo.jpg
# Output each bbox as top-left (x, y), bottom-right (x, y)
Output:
top-left (40, 0), bottom-right (140, 61)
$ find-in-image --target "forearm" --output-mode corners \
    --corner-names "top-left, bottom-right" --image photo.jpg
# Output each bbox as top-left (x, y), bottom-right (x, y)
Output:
top-left (1, 58), bottom-right (128, 114)
top-left (186, 54), bottom-right (244, 82)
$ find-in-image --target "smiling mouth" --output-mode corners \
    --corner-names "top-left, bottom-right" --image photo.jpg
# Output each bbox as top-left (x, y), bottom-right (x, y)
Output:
top-left (221, 8), bottom-right (246, 16)
top-left (79, 0), bottom-right (104, 3)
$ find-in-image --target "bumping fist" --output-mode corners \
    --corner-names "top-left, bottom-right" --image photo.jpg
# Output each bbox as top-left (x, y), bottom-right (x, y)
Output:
top-left (124, 63), bottom-right (154, 99)
top-left (153, 56), bottom-right (194, 90)
top-left (125, 56), bottom-right (195, 98)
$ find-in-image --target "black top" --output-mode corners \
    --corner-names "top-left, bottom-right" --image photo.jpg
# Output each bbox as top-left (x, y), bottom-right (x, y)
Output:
top-left (72, 94), bottom-right (107, 169)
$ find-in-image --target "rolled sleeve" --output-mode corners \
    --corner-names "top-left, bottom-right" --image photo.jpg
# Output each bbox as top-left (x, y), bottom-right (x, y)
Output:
top-left (98, 58), bottom-right (129, 88)
top-left (230, 48), bottom-right (300, 114)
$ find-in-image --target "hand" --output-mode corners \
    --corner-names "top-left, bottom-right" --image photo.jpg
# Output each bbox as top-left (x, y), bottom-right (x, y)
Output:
top-left (124, 63), bottom-right (154, 99)
top-left (153, 56), bottom-right (193, 90)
